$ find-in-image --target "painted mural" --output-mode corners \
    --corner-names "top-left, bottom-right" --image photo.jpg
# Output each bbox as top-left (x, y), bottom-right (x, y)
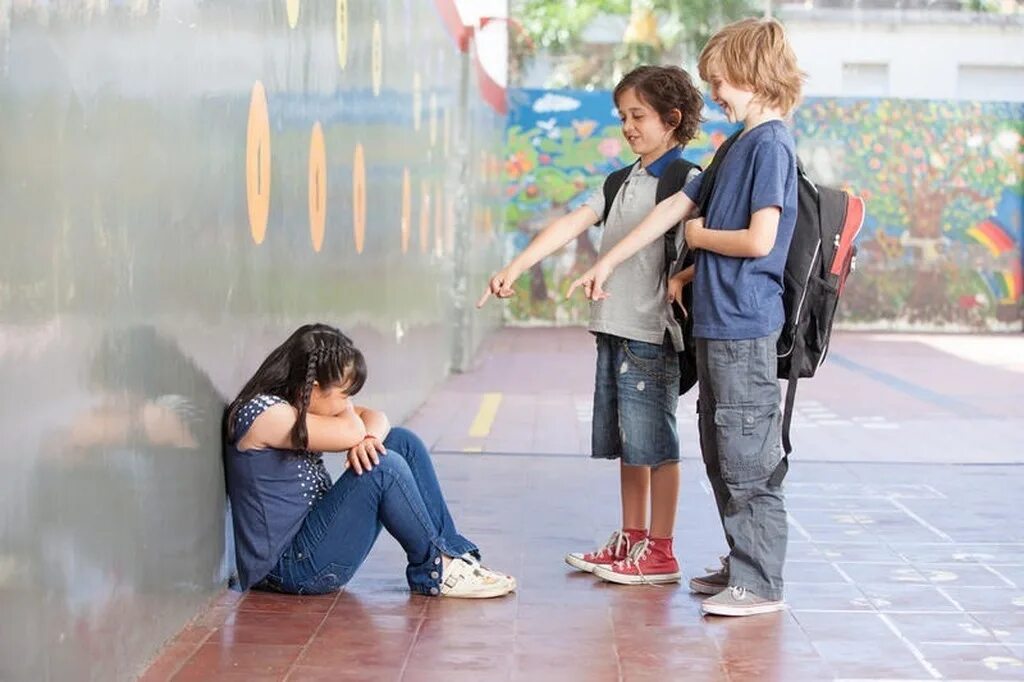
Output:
top-left (504, 88), bottom-right (1023, 331)
top-left (797, 99), bottom-right (1022, 330)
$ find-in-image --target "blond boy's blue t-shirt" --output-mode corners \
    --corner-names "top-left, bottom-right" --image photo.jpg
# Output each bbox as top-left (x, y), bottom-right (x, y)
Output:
top-left (682, 120), bottom-right (798, 340)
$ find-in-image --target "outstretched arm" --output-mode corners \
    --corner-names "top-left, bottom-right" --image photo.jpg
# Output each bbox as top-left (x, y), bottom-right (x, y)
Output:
top-left (477, 205), bottom-right (599, 307)
top-left (567, 191), bottom-right (697, 301)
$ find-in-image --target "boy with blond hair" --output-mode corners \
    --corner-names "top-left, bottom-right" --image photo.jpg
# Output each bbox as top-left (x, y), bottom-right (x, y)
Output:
top-left (569, 18), bottom-right (805, 616)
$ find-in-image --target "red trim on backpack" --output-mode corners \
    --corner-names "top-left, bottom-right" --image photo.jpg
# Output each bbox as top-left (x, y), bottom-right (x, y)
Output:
top-left (830, 195), bottom-right (865, 278)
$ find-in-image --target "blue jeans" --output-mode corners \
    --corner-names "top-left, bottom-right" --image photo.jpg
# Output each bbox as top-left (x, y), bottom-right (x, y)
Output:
top-left (696, 330), bottom-right (788, 601)
top-left (257, 428), bottom-right (478, 596)
top-left (592, 333), bottom-right (681, 467)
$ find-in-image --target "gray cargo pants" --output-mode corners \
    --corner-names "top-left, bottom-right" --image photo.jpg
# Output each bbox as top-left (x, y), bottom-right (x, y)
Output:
top-left (696, 329), bottom-right (788, 601)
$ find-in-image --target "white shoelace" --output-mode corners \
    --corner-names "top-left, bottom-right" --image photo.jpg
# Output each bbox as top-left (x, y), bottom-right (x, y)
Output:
top-left (611, 538), bottom-right (661, 586)
top-left (590, 530), bottom-right (630, 560)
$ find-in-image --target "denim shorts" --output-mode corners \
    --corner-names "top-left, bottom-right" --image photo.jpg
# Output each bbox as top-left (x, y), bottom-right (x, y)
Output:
top-left (592, 333), bottom-right (681, 468)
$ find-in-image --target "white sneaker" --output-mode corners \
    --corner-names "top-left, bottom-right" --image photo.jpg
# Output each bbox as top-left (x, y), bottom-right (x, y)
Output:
top-left (439, 556), bottom-right (515, 599)
top-left (701, 586), bottom-right (786, 617)
top-left (461, 554), bottom-right (518, 591)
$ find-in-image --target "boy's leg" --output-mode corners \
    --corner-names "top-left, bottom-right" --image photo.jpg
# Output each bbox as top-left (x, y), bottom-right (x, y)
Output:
top-left (690, 338), bottom-right (732, 596)
top-left (615, 335), bottom-right (680, 541)
top-left (591, 336), bottom-right (681, 585)
top-left (649, 462), bottom-right (679, 539)
top-left (591, 334), bottom-right (622, 462)
top-left (383, 427), bottom-right (478, 558)
top-left (620, 461), bottom-right (650, 531)
top-left (567, 335), bottom-right (645, 573)
top-left (700, 332), bottom-right (788, 610)
top-left (595, 335), bottom-right (652, 535)
top-left (696, 338), bottom-right (732, 533)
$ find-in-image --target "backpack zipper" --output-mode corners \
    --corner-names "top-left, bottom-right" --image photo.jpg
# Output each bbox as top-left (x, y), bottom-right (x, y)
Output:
top-left (777, 238), bottom-right (821, 359)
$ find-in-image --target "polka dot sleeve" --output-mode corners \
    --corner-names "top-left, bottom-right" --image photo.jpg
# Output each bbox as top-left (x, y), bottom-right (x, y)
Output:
top-left (231, 394), bottom-right (287, 443)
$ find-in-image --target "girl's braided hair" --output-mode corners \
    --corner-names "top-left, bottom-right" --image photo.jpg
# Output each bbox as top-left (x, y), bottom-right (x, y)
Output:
top-left (228, 324), bottom-right (366, 449)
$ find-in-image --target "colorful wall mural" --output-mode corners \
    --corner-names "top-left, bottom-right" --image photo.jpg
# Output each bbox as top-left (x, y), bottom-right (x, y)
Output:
top-left (504, 88), bottom-right (1023, 331)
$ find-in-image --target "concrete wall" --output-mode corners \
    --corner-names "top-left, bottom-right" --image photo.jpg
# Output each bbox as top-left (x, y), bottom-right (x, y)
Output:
top-left (0, 1), bottom-right (504, 680)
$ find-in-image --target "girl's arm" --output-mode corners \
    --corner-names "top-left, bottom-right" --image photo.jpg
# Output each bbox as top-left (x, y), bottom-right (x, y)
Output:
top-left (684, 207), bottom-right (780, 259)
top-left (477, 205), bottom-right (599, 307)
top-left (346, 406), bottom-right (391, 475)
top-left (354, 407), bottom-right (390, 441)
top-left (567, 191), bottom-right (696, 301)
top-left (239, 402), bottom-right (367, 453)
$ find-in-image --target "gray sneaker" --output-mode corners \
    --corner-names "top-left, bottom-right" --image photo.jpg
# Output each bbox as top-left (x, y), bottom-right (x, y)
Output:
top-left (701, 586), bottom-right (786, 617)
top-left (689, 555), bottom-right (729, 595)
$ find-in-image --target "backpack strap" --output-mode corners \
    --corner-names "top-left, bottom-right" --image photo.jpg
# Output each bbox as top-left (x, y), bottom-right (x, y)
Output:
top-left (600, 163), bottom-right (636, 226)
top-left (653, 157), bottom-right (701, 397)
top-left (656, 158), bottom-right (700, 275)
top-left (696, 130), bottom-right (742, 215)
top-left (656, 158), bottom-right (697, 202)
top-left (674, 130), bottom-right (742, 266)
top-left (781, 337), bottom-right (801, 457)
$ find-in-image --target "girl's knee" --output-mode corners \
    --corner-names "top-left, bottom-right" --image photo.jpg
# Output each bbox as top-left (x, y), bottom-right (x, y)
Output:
top-left (344, 450), bottom-right (412, 483)
top-left (384, 427), bottom-right (427, 458)
top-left (375, 449), bottom-right (414, 478)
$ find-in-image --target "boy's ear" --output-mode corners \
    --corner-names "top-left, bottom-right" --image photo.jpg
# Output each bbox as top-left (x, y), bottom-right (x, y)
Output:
top-left (667, 108), bottom-right (681, 129)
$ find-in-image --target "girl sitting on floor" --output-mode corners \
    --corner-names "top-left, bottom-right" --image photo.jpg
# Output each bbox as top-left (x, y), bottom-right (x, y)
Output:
top-left (224, 323), bottom-right (515, 598)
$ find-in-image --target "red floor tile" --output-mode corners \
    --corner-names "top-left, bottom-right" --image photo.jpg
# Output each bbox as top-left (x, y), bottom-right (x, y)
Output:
top-left (287, 664), bottom-right (403, 682)
top-left (137, 640), bottom-right (205, 682)
top-left (138, 328), bottom-right (1024, 682)
top-left (171, 642), bottom-right (302, 680)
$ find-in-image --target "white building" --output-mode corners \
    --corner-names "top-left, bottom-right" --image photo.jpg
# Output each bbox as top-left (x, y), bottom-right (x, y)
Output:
top-left (519, 1), bottom-right (1024, 102)
top-left (777, 1), bottom-right (1024, 101)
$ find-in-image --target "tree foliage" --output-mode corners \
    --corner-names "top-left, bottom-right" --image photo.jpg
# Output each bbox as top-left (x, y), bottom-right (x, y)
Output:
top-left (511, 0), bottom-right (758, 88)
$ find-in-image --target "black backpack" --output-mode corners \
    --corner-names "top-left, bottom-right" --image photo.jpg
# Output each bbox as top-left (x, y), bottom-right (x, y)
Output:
top-left (600, 156), bottom-right (702, 394)
top-left (695, 131), bottom-right (866, 455)
top-left (777, 160), bottom-right (865, 454)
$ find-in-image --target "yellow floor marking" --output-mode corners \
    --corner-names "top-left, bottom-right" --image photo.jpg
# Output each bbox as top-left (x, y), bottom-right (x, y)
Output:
top-left (468, 393), bottom-right (502, 438)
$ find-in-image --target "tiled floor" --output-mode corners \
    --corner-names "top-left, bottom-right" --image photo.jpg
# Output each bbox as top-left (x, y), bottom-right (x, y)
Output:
top-left (141, 329), bottom-right (1024, 681)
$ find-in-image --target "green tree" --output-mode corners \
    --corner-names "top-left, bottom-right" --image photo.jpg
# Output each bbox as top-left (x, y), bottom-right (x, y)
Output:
top-left (511, 0), bottom-right (757, 88)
